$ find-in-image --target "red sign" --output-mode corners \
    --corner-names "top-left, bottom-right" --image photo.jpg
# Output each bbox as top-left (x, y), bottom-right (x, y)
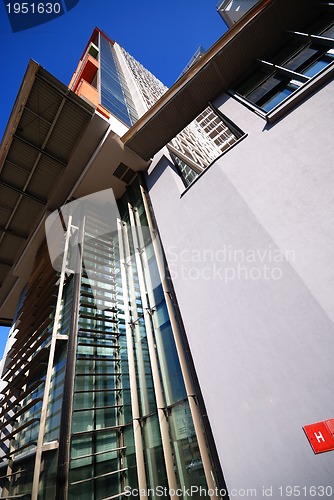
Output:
top-left (303, 419), bottom-right (334, 454)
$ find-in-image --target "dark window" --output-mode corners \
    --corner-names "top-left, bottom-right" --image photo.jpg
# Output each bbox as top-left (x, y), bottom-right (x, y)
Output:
top-left (170, 152), bottom-right (199, 188)
top-left (233, 9), bottom-right (334, 114)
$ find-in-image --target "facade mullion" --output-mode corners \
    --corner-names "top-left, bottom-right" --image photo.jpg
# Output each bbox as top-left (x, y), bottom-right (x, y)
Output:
top-left (139, 183), bottom-right (220, 497)
top-left (30, 216), bottom-right (75, 500)
top-left (117, 218), bottom-right (148, 498)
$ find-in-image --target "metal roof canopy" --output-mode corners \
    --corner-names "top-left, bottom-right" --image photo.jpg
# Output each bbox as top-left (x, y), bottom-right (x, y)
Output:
top-left (0, 61), bottom-right (95, 321)
top-left (121, 0), bottom-right (317, 160)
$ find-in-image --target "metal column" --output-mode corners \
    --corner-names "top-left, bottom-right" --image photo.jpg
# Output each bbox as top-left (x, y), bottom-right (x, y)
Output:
top-left (139, 184), bottom-right (220, 498)
top-left (31, 216), bottom-right (74, 500)
top-left (55, 218), bottom-right (85, 500)
top-left (128, 204), bottom-right (179, 500)
top-left (118, 219), bottom-right (148, 499)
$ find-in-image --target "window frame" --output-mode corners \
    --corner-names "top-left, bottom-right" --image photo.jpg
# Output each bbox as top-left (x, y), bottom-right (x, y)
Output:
top-left (169, 104), bottom-right (247, 194)
top-left (229, 12), bottom-right (334, 122)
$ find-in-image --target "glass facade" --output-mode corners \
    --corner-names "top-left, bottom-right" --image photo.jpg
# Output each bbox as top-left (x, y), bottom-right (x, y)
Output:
top-left (100, 34), bottom-right (138, 127)
top-left (0, 178), bottom-right (216, 499)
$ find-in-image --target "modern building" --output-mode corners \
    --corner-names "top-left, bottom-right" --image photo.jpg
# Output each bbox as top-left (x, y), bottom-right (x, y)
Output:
top-left (1, 0), bottom-right (334, 498)
top-left (217, 0), bottom-right (259, 27)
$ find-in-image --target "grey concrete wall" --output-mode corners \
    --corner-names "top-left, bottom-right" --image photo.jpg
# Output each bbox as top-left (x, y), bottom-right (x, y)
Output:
top-left (146, 81), bottom-right (334, 498)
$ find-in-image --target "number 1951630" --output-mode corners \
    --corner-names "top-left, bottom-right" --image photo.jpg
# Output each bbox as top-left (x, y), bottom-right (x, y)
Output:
top-left (6, 2), bottom-right (61, 14)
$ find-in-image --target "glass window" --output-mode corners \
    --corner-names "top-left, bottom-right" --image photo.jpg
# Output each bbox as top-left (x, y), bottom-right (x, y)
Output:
top-left (170, 153), bottom-right (199, 187)
top-left (142, 415), bottom-right (168, 497)
top-left (168, 401), bottom-right (207, 492)
top-left (260, 81), bottom-right (299, 112)
top-left (170, 107), bottom-right (244, 187)
top-left (69, 427), bottom-right (126, 499)
top-left (38, 450), bottom-right (58, 500)
top-left (100, 34), bottom-right (138, 127)
top-left (302, 49), bottom-right (334, 77)
top-left (8, 457), bottom-right (35, 497)
top-left (233, 10), bottom-right (334, 114)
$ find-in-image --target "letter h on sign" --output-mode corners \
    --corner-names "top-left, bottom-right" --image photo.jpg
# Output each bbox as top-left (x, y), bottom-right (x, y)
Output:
top-left (303, 419), bottom-right (334, 454)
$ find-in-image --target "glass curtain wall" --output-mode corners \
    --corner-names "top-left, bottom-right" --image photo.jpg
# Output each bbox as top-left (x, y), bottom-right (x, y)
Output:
top-left (67, 179), bottom-right (211, 499)
top-left (0, 240), bottom-right (60, 498)
top-left (0, 178), bottom-right (215, 499)
top-left (116, 180), bottom-right (209, 497)
top-left (99, 33), bottom-right (138, 127)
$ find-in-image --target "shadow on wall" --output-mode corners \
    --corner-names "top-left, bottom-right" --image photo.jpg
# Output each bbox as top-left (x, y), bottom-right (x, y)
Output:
top-left (146, 150), bottom-right (181, 191)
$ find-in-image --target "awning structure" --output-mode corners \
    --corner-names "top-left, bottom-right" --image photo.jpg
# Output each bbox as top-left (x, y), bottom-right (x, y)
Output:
top-left (0, 61), bottom-right (96, 324)
top-left (0, 59), bottom-right (150, 325)
top-left (121, 0), bottom-right (316, 160)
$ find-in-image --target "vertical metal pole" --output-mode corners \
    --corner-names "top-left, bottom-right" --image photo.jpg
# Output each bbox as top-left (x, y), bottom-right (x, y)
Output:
top-left (31, 216), bottom-right (73, 500)
top-left (2, 457), bottom-right (13, 497)
top-left (56, 217), bottom-right (85, 500)
top-left (121, 225), bottom-right (150, 418)
top-left (2, 389), bottom-right (19, 496)
top-left (118, 219), bottom-right (148, 499)
top-left (139, 185), bottom-right (220, 498)
top-left (128, 204), bottom-right (179, 499)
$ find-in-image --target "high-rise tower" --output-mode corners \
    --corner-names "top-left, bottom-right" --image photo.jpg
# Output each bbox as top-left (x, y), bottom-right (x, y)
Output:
top-left (69, 28), bottom-right (240, 181)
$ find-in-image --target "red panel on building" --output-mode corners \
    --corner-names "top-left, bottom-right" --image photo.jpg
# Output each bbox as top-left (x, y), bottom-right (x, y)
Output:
top-left (325, 418), bottom-right (334, 435)
top-left (303, 419), bottom-right (334, 454)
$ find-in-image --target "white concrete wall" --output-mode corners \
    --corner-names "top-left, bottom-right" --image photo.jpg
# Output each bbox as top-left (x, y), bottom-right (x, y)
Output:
top-left (146, 81), bottom-right (334, 498)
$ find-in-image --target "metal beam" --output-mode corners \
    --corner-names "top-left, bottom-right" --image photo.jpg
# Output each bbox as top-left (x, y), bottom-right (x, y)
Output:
top-left (4, 158), bottom-right (32, 174)
top-left (0, 180), bottom-right (46, 206)
top-left (256, 59), bottom-right (310, 83)
top-left (35, 72), bottom-right (95, 116)
top-left (24, 106), bottom-right (53, 126)
top-left (0, 225), bottom-right (27, 241)
top-left (0, 318), bottom-right (12, 327)
top-left (0, 260), bottom-right (14, 269)
top-left (0, 92), bottom-right (68, 251)
top-left (13, 134), bottom-right (67, 167)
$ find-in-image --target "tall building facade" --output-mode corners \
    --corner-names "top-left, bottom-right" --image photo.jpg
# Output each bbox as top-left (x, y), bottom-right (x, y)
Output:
top-left (0, 181), bottom-right (219, 499)
top-left (0, 28), bottom-right (229, 500)
top-left (69, 28), bottom-right (240, 176)
top-left (1, 0), bottom-right (334, 499)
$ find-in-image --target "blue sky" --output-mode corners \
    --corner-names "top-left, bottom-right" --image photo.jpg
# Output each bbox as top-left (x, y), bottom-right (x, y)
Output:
top-left (0, 0), bottom-right (227, 359)
top-left (0, 0), bottom-right (227, 138)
